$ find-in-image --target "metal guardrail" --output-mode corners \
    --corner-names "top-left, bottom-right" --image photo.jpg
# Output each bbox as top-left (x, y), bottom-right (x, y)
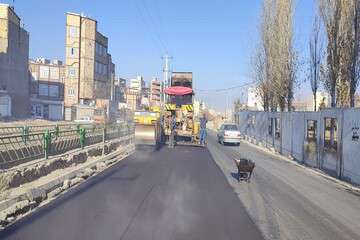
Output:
top-left (0, 123), bottom-right (97, 137)
top-left (0, 123), bottom-right (134, 169)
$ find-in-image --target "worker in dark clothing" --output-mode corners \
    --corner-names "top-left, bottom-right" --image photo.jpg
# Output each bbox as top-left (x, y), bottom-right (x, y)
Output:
top-left (169, 114), bottom-right (177, 148)
top-left (199, 114), bottom-right (208, 145)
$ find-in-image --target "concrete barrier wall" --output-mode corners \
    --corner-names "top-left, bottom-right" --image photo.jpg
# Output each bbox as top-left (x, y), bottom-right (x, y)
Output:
top-left (342, 109), bottom-right (360, 184)
top-left (235, 108), bottom-right (360, 185)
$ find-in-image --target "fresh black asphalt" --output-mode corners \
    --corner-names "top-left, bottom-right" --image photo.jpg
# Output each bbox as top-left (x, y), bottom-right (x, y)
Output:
top-left (0, 145), bottom-right (263, 240)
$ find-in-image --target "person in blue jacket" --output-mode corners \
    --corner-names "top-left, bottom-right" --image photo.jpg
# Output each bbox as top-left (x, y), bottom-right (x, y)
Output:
top-left (199, 114), bottom-right (208, 145)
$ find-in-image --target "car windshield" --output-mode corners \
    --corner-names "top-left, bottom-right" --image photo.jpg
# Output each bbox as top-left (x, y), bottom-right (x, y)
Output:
top-left (224, 125), bottom-right (238, 131)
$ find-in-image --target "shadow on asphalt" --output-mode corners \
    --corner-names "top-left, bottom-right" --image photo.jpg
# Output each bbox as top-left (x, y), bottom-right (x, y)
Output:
top-left (0, 161), bottom-right (129, 238)
top-left (223, 143), bottom-right (240, 147)
top-left (135, 142), bottom-right (166, 152)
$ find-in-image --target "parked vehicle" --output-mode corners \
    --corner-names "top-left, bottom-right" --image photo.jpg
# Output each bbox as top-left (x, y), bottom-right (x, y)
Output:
top-left (217, 123), bottom-right (241, 145)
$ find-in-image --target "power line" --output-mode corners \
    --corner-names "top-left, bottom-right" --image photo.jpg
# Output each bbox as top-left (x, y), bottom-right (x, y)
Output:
top-left (139, 0), bottom-right (170, 53)
top-left (195, 77), bottom-right (294, 100)
top-left (195, 81), bottom-right (257, 93)
top-left (134, 0), bottom-right (170, 54)
top-left (133, 0), bottom-right (165, 54)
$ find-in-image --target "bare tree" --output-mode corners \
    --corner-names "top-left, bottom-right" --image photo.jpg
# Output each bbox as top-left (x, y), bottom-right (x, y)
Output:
top-left (319, 0), bottom-right (360, 108)
top-left (280, 0), bottom-right (297, 111)
top-left (253, 45), bottom-right (269, 111)
top-left (347, 1), bottom-right (360, 107)
top-left (253, 0), bottom-right (297, 112)
top-left (262, 0), bottom-right (277, 111)
top-left (309, 16), bottom-right (323, 111)
top-left (272, 0), bottom-right (297, 111)
top-left (252, 0), bottom-right (273, 111)
top-left (318, 0), bottom-right (342, 107)
top-left (233, 98), bottom-right (243, 112)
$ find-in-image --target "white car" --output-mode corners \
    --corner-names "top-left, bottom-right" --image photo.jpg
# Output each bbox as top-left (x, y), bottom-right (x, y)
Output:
top-left (217, 123), bottom-right (241, 145)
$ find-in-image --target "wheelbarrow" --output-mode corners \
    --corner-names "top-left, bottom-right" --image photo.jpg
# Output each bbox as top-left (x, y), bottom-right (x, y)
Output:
top-left (234, 158), bottom-right (255, 182)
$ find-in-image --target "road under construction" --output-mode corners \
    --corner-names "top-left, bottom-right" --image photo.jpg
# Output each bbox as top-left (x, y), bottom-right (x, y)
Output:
top-left (2, 130), bottom-right (360, 240)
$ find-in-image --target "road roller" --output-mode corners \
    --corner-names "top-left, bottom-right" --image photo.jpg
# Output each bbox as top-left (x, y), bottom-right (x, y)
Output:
top-left (133, 110), bottom-right (162, 146)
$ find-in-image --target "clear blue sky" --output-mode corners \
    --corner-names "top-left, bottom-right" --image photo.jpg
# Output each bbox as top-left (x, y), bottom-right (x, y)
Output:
top-left (3, 0), bottom-right (316, 111)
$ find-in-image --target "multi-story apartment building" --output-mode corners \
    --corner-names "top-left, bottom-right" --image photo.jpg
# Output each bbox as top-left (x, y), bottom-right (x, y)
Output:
top-left (126, 88), bottom-right (140, 111)
top-left (125, 76), bottom-right (144, 111)
top-left (129, 76), bottom-right (144, 93)
top-left (0, 4), bottom-right (29, 118)
top-left (64, 12), bottom-right (115, 123)
top-left (140, 86), bottom-right (150, 108)
top-left (29, 58), bottom-right (65, 120)
top-left (112, 77), bottom-right (126, 103)
top-left (150, 78), bottom-right (161, 107)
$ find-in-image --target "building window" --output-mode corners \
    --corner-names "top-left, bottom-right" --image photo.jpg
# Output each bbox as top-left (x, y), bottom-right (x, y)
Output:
top-left (95, 62), bottom-right (99, 74)
top-left (31, 104), bottom-right (43, 117)
top-left (43, 104), bottom-right (49, 119)
top-left (324, 118), bottom-right (337, 151)
top-left (95, 61), bottom-right (107, 76)
top-left (68, 47), bottom-right (78, 58)
top-left (69, 26), bottom-right (78, 37)
top-left (94, 109), bottom-right (103, 116)
top-left (101, 64), bottom-right (104, 75)
top-left (39, 84), bottom-right (48, 96)
top-left (68, 88), bottom-right (75, 96)
top-left (49, 67), bottom-right (59, 80)
top-left (49, 85), bottom-right (59, 97)
top-left (95, 42), bottom-right (99, 55)
top-left (68, 67), bottom-right (76, 77)
top-left (95, 42), bottom-right (107, 56)
top-left (39, 66), bottom-right (49, 79)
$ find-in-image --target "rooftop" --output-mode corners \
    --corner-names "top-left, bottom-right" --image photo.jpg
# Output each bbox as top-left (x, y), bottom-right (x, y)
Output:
top-left (0, 4), bottom-right (22, 25)
top-left (66, 12), bottom-right (97, 23)
top-left (29, 58), bottom-right (64, 66)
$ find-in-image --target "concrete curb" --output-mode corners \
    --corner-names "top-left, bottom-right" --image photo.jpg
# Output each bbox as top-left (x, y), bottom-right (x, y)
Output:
top-left (0, 143), bottom-right (135, 225)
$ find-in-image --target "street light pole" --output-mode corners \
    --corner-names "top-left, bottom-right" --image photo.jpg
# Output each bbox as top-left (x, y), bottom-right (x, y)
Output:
top-left (161, 54), bottom-right (172, 104)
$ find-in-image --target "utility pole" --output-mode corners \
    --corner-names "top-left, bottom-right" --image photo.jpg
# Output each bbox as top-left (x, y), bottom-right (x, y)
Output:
top-left (161, 54), bottom-right (172, 104)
